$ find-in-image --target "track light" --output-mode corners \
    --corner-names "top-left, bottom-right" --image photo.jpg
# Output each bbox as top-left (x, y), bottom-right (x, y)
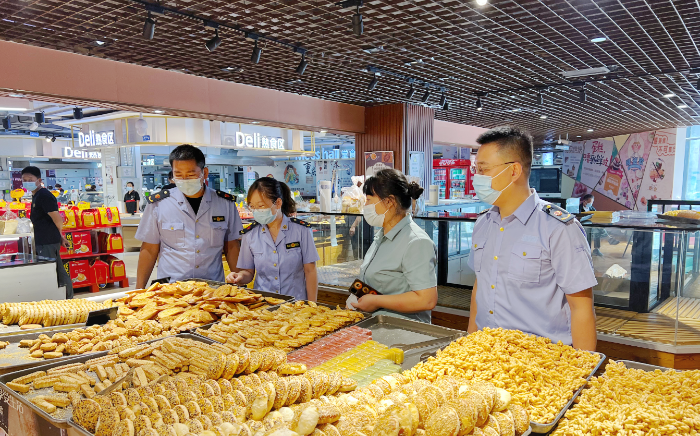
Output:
top-left (368, 75), bottom-right (379, 91)
top-left (442, 100), bottom-right (450, 110)
top-left (537, 92), bottom-right (543, 105)
top-left (51, 135), bottom-right (56, 143)
top-left (205, 28), bottom-right (221, 52)
top-left (296, 54), bottom-right (308, 75)
top-left (476, 97), bottom-right (482, 111)
top-left (2, 116), bottom-right (10, 130)
top-left (251, 40), bottom-right (262, 64)
top-left (35, 112), bottom-right (45, 124)
top-left (73, 108), bottom-right (83, 120)
top-left (143, 12), bottom-right (155, 40)
top-left (45, 136), bottom-right (51, 143)
top-left (352, 5), bottom-right (363, 36)
top-left (406, 85), bottom-right (416, 100)
top-left (439, 93), bottom-right (447, 107)
top-left (579, 87), bottom-right (587, 102)
top-left (421, 89), bottom-right (431, 103)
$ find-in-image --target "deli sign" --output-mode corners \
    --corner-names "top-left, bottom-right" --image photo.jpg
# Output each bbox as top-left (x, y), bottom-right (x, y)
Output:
top-left (65, 129), bottom-right (112, 159)
top-left (235, 132), bottom-right (285, 150)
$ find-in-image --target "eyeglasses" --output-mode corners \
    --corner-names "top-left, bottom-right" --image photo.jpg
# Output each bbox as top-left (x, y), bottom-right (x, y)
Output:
top-left (470, 161), bottom-right (515, 175)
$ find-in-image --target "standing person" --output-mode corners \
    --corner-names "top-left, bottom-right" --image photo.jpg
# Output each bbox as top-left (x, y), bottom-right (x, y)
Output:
top-left (134, 144), bottom-right (243, 288)
top-left (21, 166), bottom-right (73, 298)
top-left (226, 178), bottom-right (319, 301)
top-left (123, 182), bottom-right (140, 215)
top-left (467, 126), bottom-right (598, 350)
top-left (349, 169), bottom-right (438, 323)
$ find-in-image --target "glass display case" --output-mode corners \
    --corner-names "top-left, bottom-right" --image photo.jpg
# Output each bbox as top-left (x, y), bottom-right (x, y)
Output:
top-left (0, 233), bottom-right (64, 302)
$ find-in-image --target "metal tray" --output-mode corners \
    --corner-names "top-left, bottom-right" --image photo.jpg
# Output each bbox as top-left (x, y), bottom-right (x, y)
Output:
top-left (188, 278), bottom-right (296, 306)
top-left (0, 333), bottom-right (213, 428)
top-left (353, 315), bottom-right (464, 348)
top-left (618, 360), bottom-right (681, 372)
top-left (0, 327), bottom-right (89, 375)
top-left (656, 214), bottom-right (700, 224)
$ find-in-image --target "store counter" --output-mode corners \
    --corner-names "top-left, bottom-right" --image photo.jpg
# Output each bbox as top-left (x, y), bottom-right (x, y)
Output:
top-left (0, 244), bottom-right (62, 303)
top-left (120, 213), bottom-right (142, 251)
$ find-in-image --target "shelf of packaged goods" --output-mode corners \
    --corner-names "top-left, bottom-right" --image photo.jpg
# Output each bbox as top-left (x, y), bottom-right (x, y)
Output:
top-left (60, 249), bottom-right (124, 260)
top-left (61, 223), bottom-right (122, 232)
top-left (0, 233), bottom-right (33, 241)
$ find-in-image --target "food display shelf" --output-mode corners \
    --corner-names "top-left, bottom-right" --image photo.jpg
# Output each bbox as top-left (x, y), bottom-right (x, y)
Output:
top-left (0, 327), bottom-right (86, 375)
top-left (0, 333), bottom-right (214, 429)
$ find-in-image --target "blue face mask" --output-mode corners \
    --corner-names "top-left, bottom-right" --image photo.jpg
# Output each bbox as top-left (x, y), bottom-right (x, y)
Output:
top-left (472, 164), bottom-right (513, 205)
top-left (253, 206), bottom-right (279, 225)
top-left (23, 181), bottom-right (37, 192)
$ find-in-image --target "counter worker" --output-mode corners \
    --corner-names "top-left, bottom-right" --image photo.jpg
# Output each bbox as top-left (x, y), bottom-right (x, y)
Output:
top-left (134, 144), bottom-right (243, 288)
top-left (467, 126), bottom-right (598, 350)
top-left (21, 166), bottom-right (73, 298)
top-left (226, 177), bottom-right (319, 301)
top-left (349, 169), bottom-right (438, 323)
top-left (123, 182), bottom-right (140, 215)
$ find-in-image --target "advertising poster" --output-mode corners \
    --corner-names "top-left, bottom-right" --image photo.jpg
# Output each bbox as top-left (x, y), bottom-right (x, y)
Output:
top-left (594, 155), bottom-right (635, 209)
top-left (580, 139), bottom-right (615, 188)
top-left (636, 129), bottom-right (677, 211)
top-left (618, 131), bottom-right (655, 201)
top-left (572, 180), bottom-right (592, 199)
top-left (563, 141), bottom-right (584, 179)
top-left (364, 151), bottom-right (395, 177)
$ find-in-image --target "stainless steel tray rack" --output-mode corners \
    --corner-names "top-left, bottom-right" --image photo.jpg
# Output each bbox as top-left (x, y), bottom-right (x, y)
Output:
top-left (0, 326), bottom-right (92, 375)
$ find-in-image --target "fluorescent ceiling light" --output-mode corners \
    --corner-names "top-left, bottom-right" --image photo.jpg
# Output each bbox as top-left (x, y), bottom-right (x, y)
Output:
top-left (0, 107), bottom-right (27, 111)
top-left (153, 110), bottom-right (164, 114)
top-left (540, 115), bottom-right (547, 119)
top-left (476, 0), bottom-right (488, 4)
top-left (8, 93), bottom-right (24, 98)
top-left (663, 93), bottom-right (676, 98)
top-left (95, 40), bottom-right (105, 46)
top-left (587, 129), bottom-right (594, 132)
top-left (590, 36), bottom-right (607, 43)
top-left (678, 104), bottom-right (689, 109)
top-left (561, 67), bottom-right (610, 79)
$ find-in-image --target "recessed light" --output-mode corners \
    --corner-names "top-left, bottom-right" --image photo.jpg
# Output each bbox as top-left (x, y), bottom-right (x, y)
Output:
top-left (361, 46), bottom-right (385, 54)
top-left (678, 104), bottom-right (689, 109)
top-left (510, 109), bottom-right (522, 112)
top-left (476, 107), bottom-right (482, 111)
top-left (540, 115), bottom-right (547, 119)
top-left (576, 135), bottom-right (582, 138)
top-left (153, 110), bottom-right (164, 114)
top-left (587, 129), bottom-right (594, 132)
top-left (590, 36), bottom-right (607, 43)
top-left (664, 93), bottom-right (675, 98)
top-left (0, 107), bottom-right (27, 111)
top-left (95, 40), bottom-right (105, 46)
top-left (250, 121), bottom-right (260, 124)
top-left (476, 0), bottom-right (488, 5)
top-left (320, 130), bottom-right (328, 133)
top-left (8, 93), bottom-right (24, 98)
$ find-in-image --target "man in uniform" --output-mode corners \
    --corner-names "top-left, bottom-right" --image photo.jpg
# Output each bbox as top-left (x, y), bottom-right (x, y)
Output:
top-left (135, 144), bottom-right (243, 288)
top-left (467, 126), bottom-right (597, 350)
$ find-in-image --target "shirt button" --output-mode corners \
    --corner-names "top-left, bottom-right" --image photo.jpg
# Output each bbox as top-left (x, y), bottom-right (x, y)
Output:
top-left (196, 250), bottom-right (200, 254)
top-left (489, 310), bottom-right (494, 314)
top-left (273, 263), bottom-right (277, 267)
top-left (523, 252), bottom-right (527, 256)
top-left (273, 250), bottom-right (276, 254)
top-left (499, 227), bottom-right (504, 231)
top-left (170, 226), bottom-right (173, 230)
top-left (195, 265), bottom-right (199, 269)
top-left (196, 235), bottom-right (199, 239)
top-left (275, 277), bottom-right (278, 280)
top-left (196, 219), bottom-right (199, 223)
top-left (491, 285), bottom-right (495, 289)
top-left (474, 244), bottom-right (477, 248)
top-left (494, 256), bottom-right (498, 260)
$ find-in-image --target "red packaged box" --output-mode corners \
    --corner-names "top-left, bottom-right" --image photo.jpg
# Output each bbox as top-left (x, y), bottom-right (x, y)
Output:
top-left (98, 233), bottom-right (123, 253)
top-left (60, 231), bottom-right (93, 255)
top-left (78, 209), bottom-right (98, 229)
top-left (0, 240), bottom-right (18, 255)
top-left (66, 260), bottom-right (90, 287)
top-left (91, 260), bottom-right (109, 284)
top-left (109, 259), bottom-right (126, 280)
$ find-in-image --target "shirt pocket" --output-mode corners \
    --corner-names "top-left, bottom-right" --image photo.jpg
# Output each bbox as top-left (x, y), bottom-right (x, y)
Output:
top-left (161, 222), bottom-right (185, 248)
top-left (508, 243), bottom-right (542, 283)
top-left (471, 236), bottom-right (486, 272)
top-left (210, 223), bottom-right (228, 245)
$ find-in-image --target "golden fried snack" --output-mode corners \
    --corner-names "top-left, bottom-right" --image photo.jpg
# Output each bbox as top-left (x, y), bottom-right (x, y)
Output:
top-left (73, 399), bottom-right (101, 433)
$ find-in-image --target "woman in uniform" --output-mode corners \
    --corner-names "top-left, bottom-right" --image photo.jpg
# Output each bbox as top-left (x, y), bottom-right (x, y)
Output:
top-left (226, 177), bottom-right (320, 301)
top-left (349, 169), bottom-right (438, 323)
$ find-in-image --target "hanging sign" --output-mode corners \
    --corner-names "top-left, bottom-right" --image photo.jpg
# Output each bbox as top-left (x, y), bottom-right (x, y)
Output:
top-left (235, 132), bottom-right (285, 150)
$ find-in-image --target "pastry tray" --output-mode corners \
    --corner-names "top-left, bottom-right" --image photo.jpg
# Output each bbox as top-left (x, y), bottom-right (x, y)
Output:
top-left (0, 333), bottom-right (213, 428)
top-left (419, 347), bottom-right (605, 434)
top-left (617, 360), bottom-right (682, 372)
top-left (187, 278), bottom-right (296, 307)
top-left (656, 214), bottom-right (700, 224)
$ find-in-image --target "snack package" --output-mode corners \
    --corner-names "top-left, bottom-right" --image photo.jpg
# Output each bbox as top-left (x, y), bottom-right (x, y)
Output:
top-left (0, 210), bottom-right (19, 235)
top-left (349, 279), bottom-right (381, 297)
top-left (97, 207), bottom-right (121, 226)
top-left (61, 231), bottom-right (93, 255)
top-left (62, 209), bottom-right (77, 230)
top-left (67, 260), bottom-right (90, 286)
top-left (91, 260), bottom-right (109, 284)
top-left (109, 259), bottom-right (126, 280)
top-left (341, 176), bottom-right (365, 214)
top-left (98, 233), bottom-right (123, 252)
top-left (78, 209), bottom-right (98, 229)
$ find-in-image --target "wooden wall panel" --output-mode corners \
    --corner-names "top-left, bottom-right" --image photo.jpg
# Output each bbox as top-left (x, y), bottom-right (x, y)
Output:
top-left (404, 104), bottom-right (435, 189)
top-left (355, 104), bottom-right (406, 175)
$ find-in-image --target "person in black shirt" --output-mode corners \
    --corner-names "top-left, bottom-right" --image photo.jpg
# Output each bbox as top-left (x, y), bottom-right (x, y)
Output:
top-left (123, 182), bottom-right (141, 215)
top-left (21, 166), bottom-right (73, 298)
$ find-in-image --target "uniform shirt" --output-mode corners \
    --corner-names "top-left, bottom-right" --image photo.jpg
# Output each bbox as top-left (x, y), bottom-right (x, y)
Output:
top-left (237, 215), bottom-right (319, 300)
top-left (123, 190), bottom-right (140, 214)
top-left (31, 188), bottom-right (61, 246)
top-left (359, 215), bottom-right (437, 324)
top-left (467, 190), bottom-right (597, 345)
top-left (135, 186), bottom-right (243, 283)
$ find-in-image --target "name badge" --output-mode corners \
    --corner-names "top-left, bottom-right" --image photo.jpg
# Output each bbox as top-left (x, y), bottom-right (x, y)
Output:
top-left (286, 242), bottom-right (301, 249)
top-left (212, 216), bottom-right (225, 222)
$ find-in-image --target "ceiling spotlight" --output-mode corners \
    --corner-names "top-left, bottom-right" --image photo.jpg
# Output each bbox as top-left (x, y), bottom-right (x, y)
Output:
top-left (540, 115), bottom-right (548, 119)
top-left (143, 12), bottom-right (156, 40)
top-left (476, 96), bottom-right (482, 110)
top-left (537, 92), bottom-right (544, 105)
top-left (8, 93), bottom-right (24, 98)
top-left (352, 5), bottom-right (363, 36)
top-left (439, 93), bottom-right (447, 107)
top-left (251, 40), bottom-right (262, 64)
top-left (678, 104), bottom-right (689, 109)
top-left (590, 36), bottom-right (607, 43)
top-left (95, 40), bottom-right (105, 46)
top-left (587, 128), bottom-right (594, 132)
top-left (51, 135), bottom-right (56, 143)
top-left (296, 54), bottom-right (308, 75)
top-left (579, 86), bottom-right (587, 102)
top-left (205, 28), bottom-right (222, 52)
top-left (576, 135), bottom-right (582, 138)
top-left (34, 112), bottom-right (45, 124)
top-left (73, 108), bottom-right (83, 120)
top-left (421, 89), bottom-right (431, 103)
top-left (406, 84), bottom-right (416, 100)
top-left (476, 0), bottom-right (488, 5)
top-left (442, 100), bottom-right (450, 111)
top-left (45, 136), bottom-right (51, 143)
top-left (153, 110), bottom-right (164, 114)
top-left (367, 75), bottom-right (379, 91)
top-left (664, 93), bottom-right (676, 98)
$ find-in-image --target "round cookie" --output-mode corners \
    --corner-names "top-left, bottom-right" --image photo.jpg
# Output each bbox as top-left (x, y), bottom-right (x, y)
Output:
top-left (73, 399), bottom-right (101, 433)
top-left (425, 406), bottom-right (460, 436)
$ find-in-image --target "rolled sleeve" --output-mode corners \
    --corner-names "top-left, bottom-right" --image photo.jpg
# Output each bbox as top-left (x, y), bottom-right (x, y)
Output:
top-left (237, 233), bottom-right (255, 270)
top-left (134, 204), bottom-right (160, 245)
top-left (402, 237), bottom-right (437, 291)
top-left (550, 220), bottom-right (598, 294)
top-left (301, 227), bottom-right (320, 264)
top-left (227, 203), bottom-right (243, 241)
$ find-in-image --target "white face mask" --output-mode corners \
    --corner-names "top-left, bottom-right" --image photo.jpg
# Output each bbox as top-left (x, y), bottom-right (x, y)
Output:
top-left (472, 164), bottom-right (514, 205)
top-left (363, 201), bottom-right (386, 227)
top-left (174, 176), bottom-right (203, 197)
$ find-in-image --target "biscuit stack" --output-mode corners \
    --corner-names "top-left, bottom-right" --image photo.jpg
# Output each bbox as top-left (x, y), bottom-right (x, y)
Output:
top-left (1, 299), bottom-right (115, 327)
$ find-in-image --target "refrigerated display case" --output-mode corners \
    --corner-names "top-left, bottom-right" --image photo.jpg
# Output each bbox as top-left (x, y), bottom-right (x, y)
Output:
top-left (432, 159), bottom-right (472, 199)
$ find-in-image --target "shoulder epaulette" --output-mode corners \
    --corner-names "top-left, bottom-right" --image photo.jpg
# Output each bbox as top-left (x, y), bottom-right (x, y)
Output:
top-left (216, 190), bottom-right (235, 201)
top-left (146, 189), bottom-right (170, 204)
top-left (290, 217), bottom-right (312, 228)
top-left (477, 208), bottom-right (491, 215)
top-left (240, 221), bottom-right (260, 235)
top-left (542, 203), bottom-right (575, 223)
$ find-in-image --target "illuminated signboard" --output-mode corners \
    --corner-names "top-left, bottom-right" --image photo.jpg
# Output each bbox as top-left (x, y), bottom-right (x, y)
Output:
top-left (78, 130), bottom-right (114, 147)
top-left (235, 132), bottom-right (285, 150)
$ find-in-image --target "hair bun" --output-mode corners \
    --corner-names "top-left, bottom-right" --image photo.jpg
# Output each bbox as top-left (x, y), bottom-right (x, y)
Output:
top-left (408, 182), bottom-right (424, 200)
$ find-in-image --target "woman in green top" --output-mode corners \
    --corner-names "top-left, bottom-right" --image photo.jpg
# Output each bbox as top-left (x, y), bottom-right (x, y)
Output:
top-left (350, 169), bottom-right (438, 323)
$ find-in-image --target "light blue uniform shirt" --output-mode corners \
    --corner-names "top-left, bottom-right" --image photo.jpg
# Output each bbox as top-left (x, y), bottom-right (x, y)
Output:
top-left (360, 215), bottom-right (437, 324)
top-left (237, 215), bottom-right (320, 300)
top-left (467, 190), bottom-right (597, 345)
top-left (135, 186), bottom-right (243, 283)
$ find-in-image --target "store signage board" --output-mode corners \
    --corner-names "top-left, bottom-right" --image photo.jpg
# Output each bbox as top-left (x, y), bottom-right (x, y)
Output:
top-left (236, 132), bottom-right (285, 150)
top-left (290, 148), bottom-right (355, 161)
top-left (365, 151), bottom-right (395, 177)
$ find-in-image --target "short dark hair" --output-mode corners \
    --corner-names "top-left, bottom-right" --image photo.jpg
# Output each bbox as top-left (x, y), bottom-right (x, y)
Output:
top-left (168, 171), bottom-right (173, 180)
top-left (169, 144), bottom-right (205, 169)
top-left (55, 183), bottom-right (62, 188)
top-left (581, 194), bottom-right (594, 202)
top-left (126, 182), bottom-right (134, 187)
top-left (476, 126), bottom-right (533, 176)
top-left (363, 168), bottom-right (424, 211)
top-left (21, 166), bottom-right (41, 179)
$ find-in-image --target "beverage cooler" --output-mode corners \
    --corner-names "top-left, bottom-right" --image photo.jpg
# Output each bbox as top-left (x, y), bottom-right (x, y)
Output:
top-left (432, 159), bottom-right (472, 199)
